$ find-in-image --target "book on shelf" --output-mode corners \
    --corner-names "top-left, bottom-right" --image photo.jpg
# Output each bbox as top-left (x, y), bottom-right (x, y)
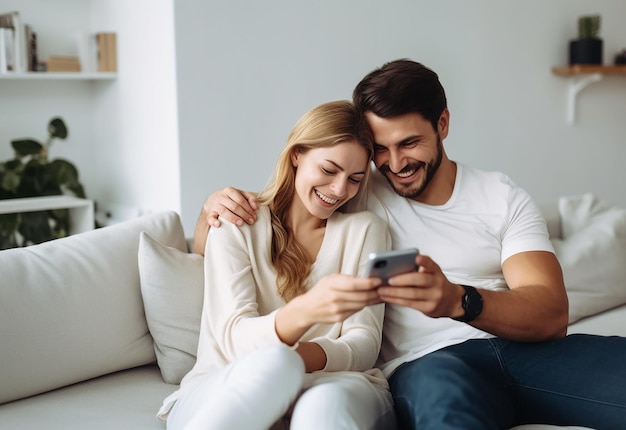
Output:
top-left (96, 32), bottom-right (117, 72)
top-left (0, 27), bottom-right (13, 73)
top-left (46, 55), bottom-right (80, 72)
top-left (1, 10), bottom-right (117, 75)
top-left (0, 10), bottom-right (38, 73)
top-left (76, 31), bottom-right (117, 73)
top-left (25, 24), bottom-right (37, 71)
top-left (0, 11), bottom-right (21, 72)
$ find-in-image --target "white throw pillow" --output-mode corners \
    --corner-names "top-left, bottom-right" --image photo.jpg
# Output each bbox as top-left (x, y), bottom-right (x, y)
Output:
top-left (552, 194), bottom-right (626, 323)
top-left (138, 232), bottom-right (204, 384)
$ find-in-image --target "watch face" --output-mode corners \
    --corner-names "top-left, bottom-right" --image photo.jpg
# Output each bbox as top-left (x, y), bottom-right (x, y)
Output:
top-left (460, 285), bottom-right (483, 323)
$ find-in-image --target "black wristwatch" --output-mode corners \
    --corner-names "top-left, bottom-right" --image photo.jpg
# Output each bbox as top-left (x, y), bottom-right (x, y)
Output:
top-left (453, 285), bottom-right (483, 323)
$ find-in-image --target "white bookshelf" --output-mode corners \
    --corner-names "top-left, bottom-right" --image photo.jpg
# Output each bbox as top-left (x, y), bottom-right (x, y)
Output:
top-left (0, 1), bottom-right (179, 229)
top-left (0, 72), bottom-right (117, 80)
top-left (0, 196), bottom-right (95, 234)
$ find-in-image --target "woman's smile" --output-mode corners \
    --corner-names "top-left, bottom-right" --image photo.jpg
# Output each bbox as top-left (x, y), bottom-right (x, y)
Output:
top-left (314, 189), bottom-right (340, 206)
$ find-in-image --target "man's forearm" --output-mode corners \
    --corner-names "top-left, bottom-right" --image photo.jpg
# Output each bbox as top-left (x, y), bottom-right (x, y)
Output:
top-left (472, 286), bottom-right (568, 341)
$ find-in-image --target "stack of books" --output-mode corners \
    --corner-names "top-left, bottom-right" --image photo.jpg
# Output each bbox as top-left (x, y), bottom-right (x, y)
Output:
top-left (46, 55), bottom-right (80, 72)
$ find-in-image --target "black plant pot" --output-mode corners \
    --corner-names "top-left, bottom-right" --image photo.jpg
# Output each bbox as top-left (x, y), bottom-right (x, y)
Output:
top-left (569, 38), bottom-right (603, 65)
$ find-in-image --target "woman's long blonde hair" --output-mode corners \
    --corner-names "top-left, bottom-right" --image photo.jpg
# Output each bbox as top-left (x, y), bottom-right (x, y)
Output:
top-left (258, 100), bottom-right (374, 302)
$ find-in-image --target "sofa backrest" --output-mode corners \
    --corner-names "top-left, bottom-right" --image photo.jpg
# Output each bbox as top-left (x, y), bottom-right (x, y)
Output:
top-left (0, 211), bottom-right (187, 404)
top-left (539, 204), bottom-right (561, 239)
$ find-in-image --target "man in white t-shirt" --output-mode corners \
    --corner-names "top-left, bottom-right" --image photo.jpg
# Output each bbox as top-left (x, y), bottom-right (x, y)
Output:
top-left (195, 59), bottom-right (626, 429)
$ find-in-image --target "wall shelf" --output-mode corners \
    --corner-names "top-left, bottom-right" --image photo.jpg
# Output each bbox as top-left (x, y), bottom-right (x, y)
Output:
top-left (552, 65), bottom-right (626, 125)
top-left (0, 196), bottom-right (95, 235)
top-left (0, 72), bottom-right (117, 80)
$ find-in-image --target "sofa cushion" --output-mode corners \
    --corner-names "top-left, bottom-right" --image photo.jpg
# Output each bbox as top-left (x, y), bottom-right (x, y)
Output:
top-left (0, 211), bottom-right (187, 405)
top-left (138, 232), bottom-right (204, 384)
top-left (0, 365), bottom-right (176, 429)
top-left (551, 194), bottom-right (626, 323)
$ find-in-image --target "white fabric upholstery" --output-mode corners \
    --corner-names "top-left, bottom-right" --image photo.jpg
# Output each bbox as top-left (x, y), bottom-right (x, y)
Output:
top-left (1, 200), bottom-right (624, 430)
top-left (568, 303), bottom-right (626, 336)
top-left (138, 232), bottom-right (204, 384)
top-left (0, 366), bottom-right (176, 429)
top-left (551, 194), bottom-right (626, 323)
top-left (0, 211), bottom-right (187, 404)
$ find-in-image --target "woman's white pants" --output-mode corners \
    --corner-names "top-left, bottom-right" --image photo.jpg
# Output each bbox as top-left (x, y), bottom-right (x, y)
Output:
top-left (166, 345), bottom-right (395, 430)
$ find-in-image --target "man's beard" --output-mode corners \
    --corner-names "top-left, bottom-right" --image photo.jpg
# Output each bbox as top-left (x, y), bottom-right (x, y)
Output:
top-left (379, 136), bottom-right (443, 199)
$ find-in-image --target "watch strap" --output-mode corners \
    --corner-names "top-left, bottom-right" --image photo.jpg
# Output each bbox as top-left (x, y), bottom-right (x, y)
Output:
top-left (453, 285), bottom-right (483, 323)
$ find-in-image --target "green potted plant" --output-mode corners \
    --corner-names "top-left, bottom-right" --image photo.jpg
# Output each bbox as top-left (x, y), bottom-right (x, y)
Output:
top-left (0, 117), bottom-right (87, 249)
top-left (569, 15), bottom-right (603, 65)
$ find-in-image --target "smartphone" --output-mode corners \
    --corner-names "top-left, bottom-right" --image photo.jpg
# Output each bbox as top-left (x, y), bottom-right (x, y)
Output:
top-left (364, 247), bottom-right (419, 284)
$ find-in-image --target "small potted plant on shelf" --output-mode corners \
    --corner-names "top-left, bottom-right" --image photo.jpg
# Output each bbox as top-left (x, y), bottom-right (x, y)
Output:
top-left (0, 117), bottom-right (87, 249)
top-left (569, 14), bottom-right (603, 65)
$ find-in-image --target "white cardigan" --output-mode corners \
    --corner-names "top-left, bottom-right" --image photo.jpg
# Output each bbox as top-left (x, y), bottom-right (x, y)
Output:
top-left (160, 205), bottom-right (391, 415)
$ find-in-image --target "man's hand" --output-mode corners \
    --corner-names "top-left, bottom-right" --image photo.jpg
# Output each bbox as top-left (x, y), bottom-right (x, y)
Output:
top-left (193, 187), bottom-right (259, 255)
top-left (204, 186), bottom-right (259, 228)
top-left (377, 252), bottom-right (569, 341)
top-left (376, 254), bottom-right (464, 318)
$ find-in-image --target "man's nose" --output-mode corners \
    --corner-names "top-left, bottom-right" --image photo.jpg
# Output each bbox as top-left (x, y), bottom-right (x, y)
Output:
top-left (388, 150), bottom-right (405, 173)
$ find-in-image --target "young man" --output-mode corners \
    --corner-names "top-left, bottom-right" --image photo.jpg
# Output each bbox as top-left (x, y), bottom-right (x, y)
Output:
top-left (195, 59), bottom-right (626, 429)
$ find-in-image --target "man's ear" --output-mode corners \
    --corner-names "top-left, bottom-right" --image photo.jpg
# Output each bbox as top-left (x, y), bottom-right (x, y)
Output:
top-left (438, 108), bottom-right (450, 140)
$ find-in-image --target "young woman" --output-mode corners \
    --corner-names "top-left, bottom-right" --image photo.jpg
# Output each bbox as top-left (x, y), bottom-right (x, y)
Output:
top-left (158, 100), bottom-right (395, 429)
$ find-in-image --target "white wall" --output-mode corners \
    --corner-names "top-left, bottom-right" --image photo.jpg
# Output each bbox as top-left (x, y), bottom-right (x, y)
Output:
top-left (0, 0), bottom-right (180, 225)
top-left (89, 0), bottom-right (180, 223)
top-left (175, 0), bottom-right (626, 235)
top-left (3, 1), bottom-right (625, 237)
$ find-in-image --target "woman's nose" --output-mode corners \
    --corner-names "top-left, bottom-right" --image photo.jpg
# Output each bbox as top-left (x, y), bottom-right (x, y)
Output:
top-left (330, 178), bottom-right (347, 197)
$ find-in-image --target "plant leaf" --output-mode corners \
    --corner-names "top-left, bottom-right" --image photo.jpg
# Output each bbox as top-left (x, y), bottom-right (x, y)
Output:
top-left (0, 213), bottom-right (20, 249)
top-left (66, 183), bottom-right (86, 198)
top-left (11, 139), bottom-right (43, 157)
top-left (1, 169), bottom-right (21, 194)
top-left (0, 212), bottom-right (20, 234)
top-left (1, 159), bottom-right (23, 195)
top-left (49, 208), bottom-right (70, 238)
top-left (48, 117), bottom-right (68, 139)
top-left (18, 210), bottom-right (54, 245)
top-left (17, 159), bottom-right (47, 197)
top-left (45, 159), bottom-right (85, 197)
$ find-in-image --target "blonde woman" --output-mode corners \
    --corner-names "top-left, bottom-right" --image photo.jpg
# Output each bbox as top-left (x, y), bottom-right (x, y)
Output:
top-left (158, 101), bottom-right (395, 429)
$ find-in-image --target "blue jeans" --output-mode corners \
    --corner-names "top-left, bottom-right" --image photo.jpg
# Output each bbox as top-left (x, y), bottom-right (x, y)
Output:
top-left (388, 334), bottom-right (626, 430)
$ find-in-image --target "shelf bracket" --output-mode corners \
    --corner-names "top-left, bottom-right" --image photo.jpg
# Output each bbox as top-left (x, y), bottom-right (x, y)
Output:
top-left (566, 73), bottom-right (602, 125)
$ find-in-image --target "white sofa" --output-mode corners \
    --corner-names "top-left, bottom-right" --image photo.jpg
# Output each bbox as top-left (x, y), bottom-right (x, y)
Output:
top-left (1, 194), bottom-right (625, 430)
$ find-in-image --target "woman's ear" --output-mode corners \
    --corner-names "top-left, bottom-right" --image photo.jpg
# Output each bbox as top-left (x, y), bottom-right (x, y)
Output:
top-left (290, 149), bottom-right (300, 167)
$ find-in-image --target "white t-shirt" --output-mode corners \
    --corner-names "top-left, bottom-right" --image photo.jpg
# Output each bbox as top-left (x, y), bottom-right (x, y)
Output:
top-left (358, 163), bottom-right (554, 377)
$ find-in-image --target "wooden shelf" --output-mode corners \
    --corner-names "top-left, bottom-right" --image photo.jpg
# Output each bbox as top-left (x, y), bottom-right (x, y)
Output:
top-left (552, 65), bottom-right (626, 125)
top-left (0, 72), bottom-right (117, 80)
top-left (552, 65), bottom-right (626, 76)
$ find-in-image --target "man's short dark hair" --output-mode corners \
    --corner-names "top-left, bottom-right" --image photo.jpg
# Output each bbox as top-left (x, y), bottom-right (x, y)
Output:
top-left (353, 59), bottom-right (448, 132)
